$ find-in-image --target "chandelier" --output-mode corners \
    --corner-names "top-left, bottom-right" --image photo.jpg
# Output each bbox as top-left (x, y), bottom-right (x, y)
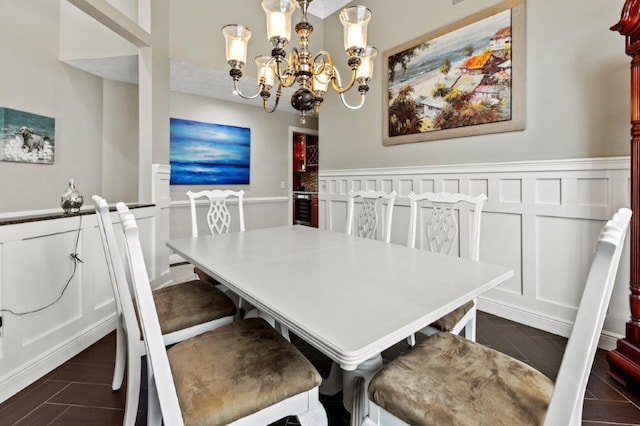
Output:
top-left (222, 0), bottom-right (377, 124)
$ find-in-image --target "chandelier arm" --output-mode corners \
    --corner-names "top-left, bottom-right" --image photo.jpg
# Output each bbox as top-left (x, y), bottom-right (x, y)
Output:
top-left (274, 49), bottom-right (299, 88)
top-left (330, 67), bottom-right (358, 94)
top-left (339, 91), bottom-right (366, 110)
top-left (263, 84), bottom-right (283, 113)
top-left (311, 51), bottom-right (334, 75)
top-left (232, 79), bottom-right (263, 99)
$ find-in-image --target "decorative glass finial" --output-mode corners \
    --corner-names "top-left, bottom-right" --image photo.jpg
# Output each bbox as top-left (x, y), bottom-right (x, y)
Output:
top-left (60, 179), bottom-right (84, 214)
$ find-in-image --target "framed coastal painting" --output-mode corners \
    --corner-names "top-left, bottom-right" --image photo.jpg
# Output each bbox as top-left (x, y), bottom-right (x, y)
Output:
top-left (0, 107), bottom-right (55, 164)
top-left (170, 118), bottom-right (250, 185)
top-left (382, 0), bottom-right (525, 145)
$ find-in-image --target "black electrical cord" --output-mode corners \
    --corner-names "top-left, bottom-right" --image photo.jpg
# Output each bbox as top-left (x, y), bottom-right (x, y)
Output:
top-left (0, 214), bottom-right (83, 316)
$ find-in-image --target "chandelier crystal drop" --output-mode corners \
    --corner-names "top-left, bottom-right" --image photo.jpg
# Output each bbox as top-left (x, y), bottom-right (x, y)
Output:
top-left (222, 0), bottom-right (377, 124)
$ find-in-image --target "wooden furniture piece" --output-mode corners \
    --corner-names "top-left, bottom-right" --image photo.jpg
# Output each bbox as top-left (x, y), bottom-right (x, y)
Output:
top-left (346, 190), bottom-right (398, 243)
top-left (293, 133), bottom-right (319, 173)
top-left (117, 204), bottom-right (327, 426)
top-left (93, 196), bottom-right (237, 426)
top-left (292, 132), bottom-right (319, 228)
top-left (609, 3), bottom-right (640, 387)
top-left (166, 225), bottom-right (514, 420)
top-left (365, 208), bottom-right (632, 426)
top-left (405, 192), bottom-right (488, 346)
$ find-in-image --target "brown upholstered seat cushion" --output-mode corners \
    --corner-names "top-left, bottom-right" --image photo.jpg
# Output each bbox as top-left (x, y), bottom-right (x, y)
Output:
top-left (431, 300), bottom-right (474, 332)
top-left (153, 280), bottom-right (237, 335)
top-left (167, 318), bottom-right (322, 425)
top-left (368, 332), bottom-right (554, 426)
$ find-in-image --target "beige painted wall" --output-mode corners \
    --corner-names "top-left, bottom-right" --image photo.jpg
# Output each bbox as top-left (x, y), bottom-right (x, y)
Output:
top-left (169, 92), bottom-right (317, 239)
top-left (102, 79), bottom-right (139, 202)
top-left (59, 0), bottom-right (137, 61)
top-left (169, 0), bottom-right (325, 78)
top-left (319, 0), bottom-right (630, 170)
top-left (0, 0), bottom-right (105, 213)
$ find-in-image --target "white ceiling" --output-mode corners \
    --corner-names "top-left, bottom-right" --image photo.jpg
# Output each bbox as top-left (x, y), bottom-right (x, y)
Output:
top-left (63, 0), bottom-right (353, 114)
top-left (307, 0), bottom-right (352, 19)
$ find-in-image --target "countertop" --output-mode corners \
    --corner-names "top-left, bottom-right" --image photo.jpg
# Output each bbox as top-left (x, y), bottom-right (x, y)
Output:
top-left (0, 203), bottom-right (154, 226)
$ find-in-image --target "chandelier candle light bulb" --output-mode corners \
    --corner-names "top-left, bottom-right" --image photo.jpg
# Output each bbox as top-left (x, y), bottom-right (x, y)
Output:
top-left (340, 5), bottom-right (370, 52)
top-left (356, 46), bottom-right (378, 80)
top-left (229, 40), bottom-right (247, 63)
top-left (222, 0), bottom-right (376, 123)
top-left (222, 24), bottom-right (251, 66)
top-left (269, 12), bottom-right (288, 40)
top-left (346, 26), bottom-right (365, 51)
top-left (256, 56), bottom-right (276, 87)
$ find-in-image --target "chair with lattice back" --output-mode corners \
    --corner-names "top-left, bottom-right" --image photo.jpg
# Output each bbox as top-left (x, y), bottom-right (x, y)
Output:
top-left (186, 189), bottom-right (245, 284)
top-left (406, 191), bottom-right (487, 345)
top-left (365, 208), bottom-right (631, 426)
top-left (346, 189), bottom-right (398, 243)
top-left (319, 189), bottom-right (398, 397)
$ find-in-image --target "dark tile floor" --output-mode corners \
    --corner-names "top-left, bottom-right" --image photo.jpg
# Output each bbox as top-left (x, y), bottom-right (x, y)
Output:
top-left (1, 311), bottom-right (639, 425)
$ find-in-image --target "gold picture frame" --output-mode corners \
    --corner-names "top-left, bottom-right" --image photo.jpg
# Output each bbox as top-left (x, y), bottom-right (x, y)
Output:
top-left (382, 0), bottom-right (525, 145)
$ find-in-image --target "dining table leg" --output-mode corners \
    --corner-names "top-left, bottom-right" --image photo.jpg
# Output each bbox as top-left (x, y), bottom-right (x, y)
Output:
top-left (343, 355), bottom-right (383, 421)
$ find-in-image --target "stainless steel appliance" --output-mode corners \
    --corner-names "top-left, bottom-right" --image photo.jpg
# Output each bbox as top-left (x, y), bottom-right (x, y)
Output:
top-left (294, 193), bottom-right (313, 226)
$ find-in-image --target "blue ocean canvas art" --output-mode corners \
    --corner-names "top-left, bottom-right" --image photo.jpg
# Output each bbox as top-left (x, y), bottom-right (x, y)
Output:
top-left (0, 107), bottom-right (55, 164)
top-left (170, 118), bottom-right (250, 185)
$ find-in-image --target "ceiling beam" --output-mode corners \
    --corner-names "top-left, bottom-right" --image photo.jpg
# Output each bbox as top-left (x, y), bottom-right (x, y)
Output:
top-left (65, 0), bottom-right (151, 47)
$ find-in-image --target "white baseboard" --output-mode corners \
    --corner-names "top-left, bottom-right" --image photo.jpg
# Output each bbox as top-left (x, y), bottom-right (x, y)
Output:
top-left (151, 268), bottom-right (175, 290)
top-left (598, 330), bottom-right (622, 352)
top-left (0, 315), bottom-right (117, 404)
top-left (477, 297), bottom-right (621, 351)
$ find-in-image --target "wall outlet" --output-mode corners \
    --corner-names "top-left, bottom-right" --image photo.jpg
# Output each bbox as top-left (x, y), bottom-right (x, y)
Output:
top-left (280, 181), bottom-right (286, 189)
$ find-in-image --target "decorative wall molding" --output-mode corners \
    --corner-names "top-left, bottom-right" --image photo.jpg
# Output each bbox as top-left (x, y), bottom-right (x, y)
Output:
top-left (0, 205), bottom-right (156, 403)
top-left (319, 156), bottom-right (631, 349)
top-left (171, 196), bottom-right (290, 208)
top-left (320, 156), bottom-right (630, 178)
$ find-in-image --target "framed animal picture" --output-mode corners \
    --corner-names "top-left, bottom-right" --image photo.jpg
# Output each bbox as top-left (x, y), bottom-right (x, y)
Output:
top-left (0, 107), bottom-right (55, 164)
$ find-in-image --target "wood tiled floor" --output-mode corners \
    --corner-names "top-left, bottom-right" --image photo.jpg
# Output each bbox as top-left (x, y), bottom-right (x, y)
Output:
top-left (1, 311), bottom-right (639, 425)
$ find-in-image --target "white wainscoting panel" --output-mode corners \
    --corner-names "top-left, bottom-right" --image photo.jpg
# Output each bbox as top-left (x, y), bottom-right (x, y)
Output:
top-left (152, 164), bottom-right (172, 288)
top-left (0, 206), bottom-right (156, 403)
top-left (319, 157), bottom-right (631, 349)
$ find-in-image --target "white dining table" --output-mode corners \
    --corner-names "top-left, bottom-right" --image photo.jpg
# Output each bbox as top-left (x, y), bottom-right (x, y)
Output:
top-left (166, 225), bottom-right (514, 417)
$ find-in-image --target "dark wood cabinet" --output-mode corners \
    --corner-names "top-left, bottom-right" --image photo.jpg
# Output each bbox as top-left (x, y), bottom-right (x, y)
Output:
top-left (292, 132), bottom-right (319, 228)
top-left (293, 134), bottom-right (318, 171)
top-left (608, 2), bottom-right (640, 387)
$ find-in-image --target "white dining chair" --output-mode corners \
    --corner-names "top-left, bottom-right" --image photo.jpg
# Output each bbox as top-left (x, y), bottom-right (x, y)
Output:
top-left (186, 189), bottom-right (245, 286)
top-left (346, 189), bottom-right (398, 243)
top-left (321, 189), bottom-right (398, 401)
top-left (406, 191), bottom-right (487, 345)
top-left (116, 202), bottom-right (328, 426)
top-left (365, 208), bottom-right (631, 426)
top-left (185, 188), bottom-right (286, 332)
top-left (93, 196), bottom-right (237, 426)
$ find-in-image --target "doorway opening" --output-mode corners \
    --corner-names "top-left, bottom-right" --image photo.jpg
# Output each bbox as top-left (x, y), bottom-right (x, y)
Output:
top-left (288, 128), bottom-right (319, 227)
